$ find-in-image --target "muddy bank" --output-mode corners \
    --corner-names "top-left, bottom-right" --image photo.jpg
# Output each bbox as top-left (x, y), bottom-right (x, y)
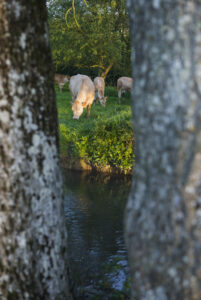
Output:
top-left (60, 156), bottom-right (133, 175)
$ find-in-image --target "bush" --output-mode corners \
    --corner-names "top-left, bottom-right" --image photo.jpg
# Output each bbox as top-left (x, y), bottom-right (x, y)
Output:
top-left (57, 86), bottom-right (134, 174)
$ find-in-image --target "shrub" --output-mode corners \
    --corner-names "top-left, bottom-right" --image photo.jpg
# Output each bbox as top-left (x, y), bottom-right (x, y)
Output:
top-left (57, 86), bottom-right (134, 174)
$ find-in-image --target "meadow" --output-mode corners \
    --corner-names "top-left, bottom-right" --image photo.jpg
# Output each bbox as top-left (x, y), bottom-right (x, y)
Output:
top-left (56, 84), bottom-right (134, 174)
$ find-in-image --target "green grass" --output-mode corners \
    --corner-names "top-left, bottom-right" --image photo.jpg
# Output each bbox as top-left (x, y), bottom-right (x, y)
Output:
top-left (56, 84), bottom-right (134, 173)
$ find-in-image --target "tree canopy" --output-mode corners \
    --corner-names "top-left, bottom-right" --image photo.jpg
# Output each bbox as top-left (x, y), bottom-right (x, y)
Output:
top-left (48, 0), bottom-right (131, 83)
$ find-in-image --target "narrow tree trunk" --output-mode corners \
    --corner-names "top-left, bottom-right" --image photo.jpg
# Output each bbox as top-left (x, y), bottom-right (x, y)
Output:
top-left (125, 1), bottom-right (201, 299)
top-left (0, 1), bottom-right (72, 299)
top-left (101, 62), bottom-right (114, 79)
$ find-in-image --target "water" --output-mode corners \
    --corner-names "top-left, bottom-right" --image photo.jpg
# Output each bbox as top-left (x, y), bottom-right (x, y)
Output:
top-left (63, 170), bottom-right (132, 299)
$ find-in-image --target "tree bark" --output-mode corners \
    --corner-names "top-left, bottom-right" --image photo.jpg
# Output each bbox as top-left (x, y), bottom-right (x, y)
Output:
top-left (0, 1), bottom-right (72, 299)
top-left (125, 1), bottom-right (201, 299)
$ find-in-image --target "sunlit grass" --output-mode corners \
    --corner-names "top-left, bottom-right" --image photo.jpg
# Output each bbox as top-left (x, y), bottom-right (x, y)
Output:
top-left (56, 83), bottom-right (134, 172)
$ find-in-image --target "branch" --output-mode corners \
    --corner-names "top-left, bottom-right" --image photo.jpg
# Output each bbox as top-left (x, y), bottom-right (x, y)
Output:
top-left (83, 0), bottom-right (88, 6)
top-left (101, 62), bottom-right (114, 79)
top-left (72, 0), bottom-right (80, 29)
top-left (90, 65), bottom-right (105, 69)
top-left (65, 0), bottom-right (88, 30)
top-left (65, 7), bottom-right (72, 29)
top-left (75, 64), bottom-right (104, 70)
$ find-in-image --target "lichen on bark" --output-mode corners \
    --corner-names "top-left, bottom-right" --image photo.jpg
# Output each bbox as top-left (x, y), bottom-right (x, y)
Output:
top-left (0, 1), bottom-right (72, 299)
top-left (125, 1), bottom-right (201, 299)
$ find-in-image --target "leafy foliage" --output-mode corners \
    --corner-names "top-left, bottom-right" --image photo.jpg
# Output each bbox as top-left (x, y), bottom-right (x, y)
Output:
top-left (57, 84), bottom-right (134, 173)
top-left (48, 0), bottom-right (131, 82)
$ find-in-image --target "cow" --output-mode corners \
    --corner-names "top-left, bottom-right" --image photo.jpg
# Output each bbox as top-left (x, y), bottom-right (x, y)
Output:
top-left (117, 77), bottom-right (133, 104)
top-left (54, 74), bottom-right (70, 93)
top-left (94, 77), bottom-right (108, 107)
top-left (69, 74), bottom-right (95, 119)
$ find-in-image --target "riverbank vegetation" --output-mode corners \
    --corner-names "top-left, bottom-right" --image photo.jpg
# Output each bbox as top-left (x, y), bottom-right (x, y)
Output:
top-left (57, 84), bottom-right (134, 174)
top-left (49, 0), bottom-right (134, 173)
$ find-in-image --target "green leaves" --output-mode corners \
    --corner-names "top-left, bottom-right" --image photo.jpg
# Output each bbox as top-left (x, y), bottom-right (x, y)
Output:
top-left (60, 114), bottom-right (134, 173)
top-left (57, 85), bottom-right (134, 173)
top-left (48, 0), bottom-right (131, 78)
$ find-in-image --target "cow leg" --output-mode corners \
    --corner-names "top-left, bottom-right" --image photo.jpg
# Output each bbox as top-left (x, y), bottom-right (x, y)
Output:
top-left (87, 104), bottom-right (91, 117)
top-left (94, 92), bottom-right (97, 104)
top-left (95, 92), bottom-right (99, 104)
top-left (120, 89), bottom-right (126, 102)
top-left (58, 83), bottom-right (62, 93)
top-left (118, 89), bottom-right (121, 104)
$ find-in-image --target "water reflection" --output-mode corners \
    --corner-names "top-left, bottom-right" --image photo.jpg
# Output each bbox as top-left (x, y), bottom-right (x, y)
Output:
top-left (63, 170), bottom-right (131, 299)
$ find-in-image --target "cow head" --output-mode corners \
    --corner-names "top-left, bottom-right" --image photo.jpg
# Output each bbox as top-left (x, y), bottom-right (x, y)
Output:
top-left (100, 96), bottom-right (108, 107)
top-left (64, 76), bottom-right (70, 83)
top-left (72, 100), bottom-right (83, 119)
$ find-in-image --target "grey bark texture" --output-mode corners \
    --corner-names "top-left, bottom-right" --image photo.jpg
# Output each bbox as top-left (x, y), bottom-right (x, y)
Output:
top-left (125, 1), bottom-right (201, 299)
top-left (0, 1), bottom-right (72, 299)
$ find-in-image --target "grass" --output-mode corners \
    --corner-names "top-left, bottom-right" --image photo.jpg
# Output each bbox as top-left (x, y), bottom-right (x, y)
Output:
top-left (56, 83), bottom-right (134, 174)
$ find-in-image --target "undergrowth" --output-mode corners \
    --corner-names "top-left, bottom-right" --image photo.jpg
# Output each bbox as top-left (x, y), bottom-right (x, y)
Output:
top-left (56, 84), bottom-right (134, 174)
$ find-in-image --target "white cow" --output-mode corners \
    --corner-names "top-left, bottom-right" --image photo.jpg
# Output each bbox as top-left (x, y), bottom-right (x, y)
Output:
top-left (117, 77), bottom-right (133, 103)
top-left (69, 74), bottom-right (95, 119)
top-left (94, 77), bottom-right (108, 107)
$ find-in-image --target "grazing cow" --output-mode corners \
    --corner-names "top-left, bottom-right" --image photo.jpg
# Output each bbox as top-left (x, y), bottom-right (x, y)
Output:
top-left (117, 77), bottom-right (133, 103)
top-left (94, 77), bottom-right (108, 107)
top-left (69, 74), bottom-right (95, 119)
top-left (54, 74), bottom-right (70, 93)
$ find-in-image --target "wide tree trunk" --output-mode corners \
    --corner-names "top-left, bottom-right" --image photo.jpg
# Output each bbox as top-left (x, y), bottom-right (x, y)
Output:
top-left (0, 1), bottom-right (72, 299)
top-left (125, 1), bottom-right (201, 299)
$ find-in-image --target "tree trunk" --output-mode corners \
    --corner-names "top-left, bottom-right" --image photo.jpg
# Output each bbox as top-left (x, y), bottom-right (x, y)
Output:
top-left (0, 1), bottom-right (72, 299)
top-left (101, 62), bottom-right (114, 79)
top-left (125, 1), bottom-right (201, 299)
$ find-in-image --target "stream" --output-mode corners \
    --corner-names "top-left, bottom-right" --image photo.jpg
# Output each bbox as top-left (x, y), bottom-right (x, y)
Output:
top-left (63, 170), bottom-right (132, 299)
